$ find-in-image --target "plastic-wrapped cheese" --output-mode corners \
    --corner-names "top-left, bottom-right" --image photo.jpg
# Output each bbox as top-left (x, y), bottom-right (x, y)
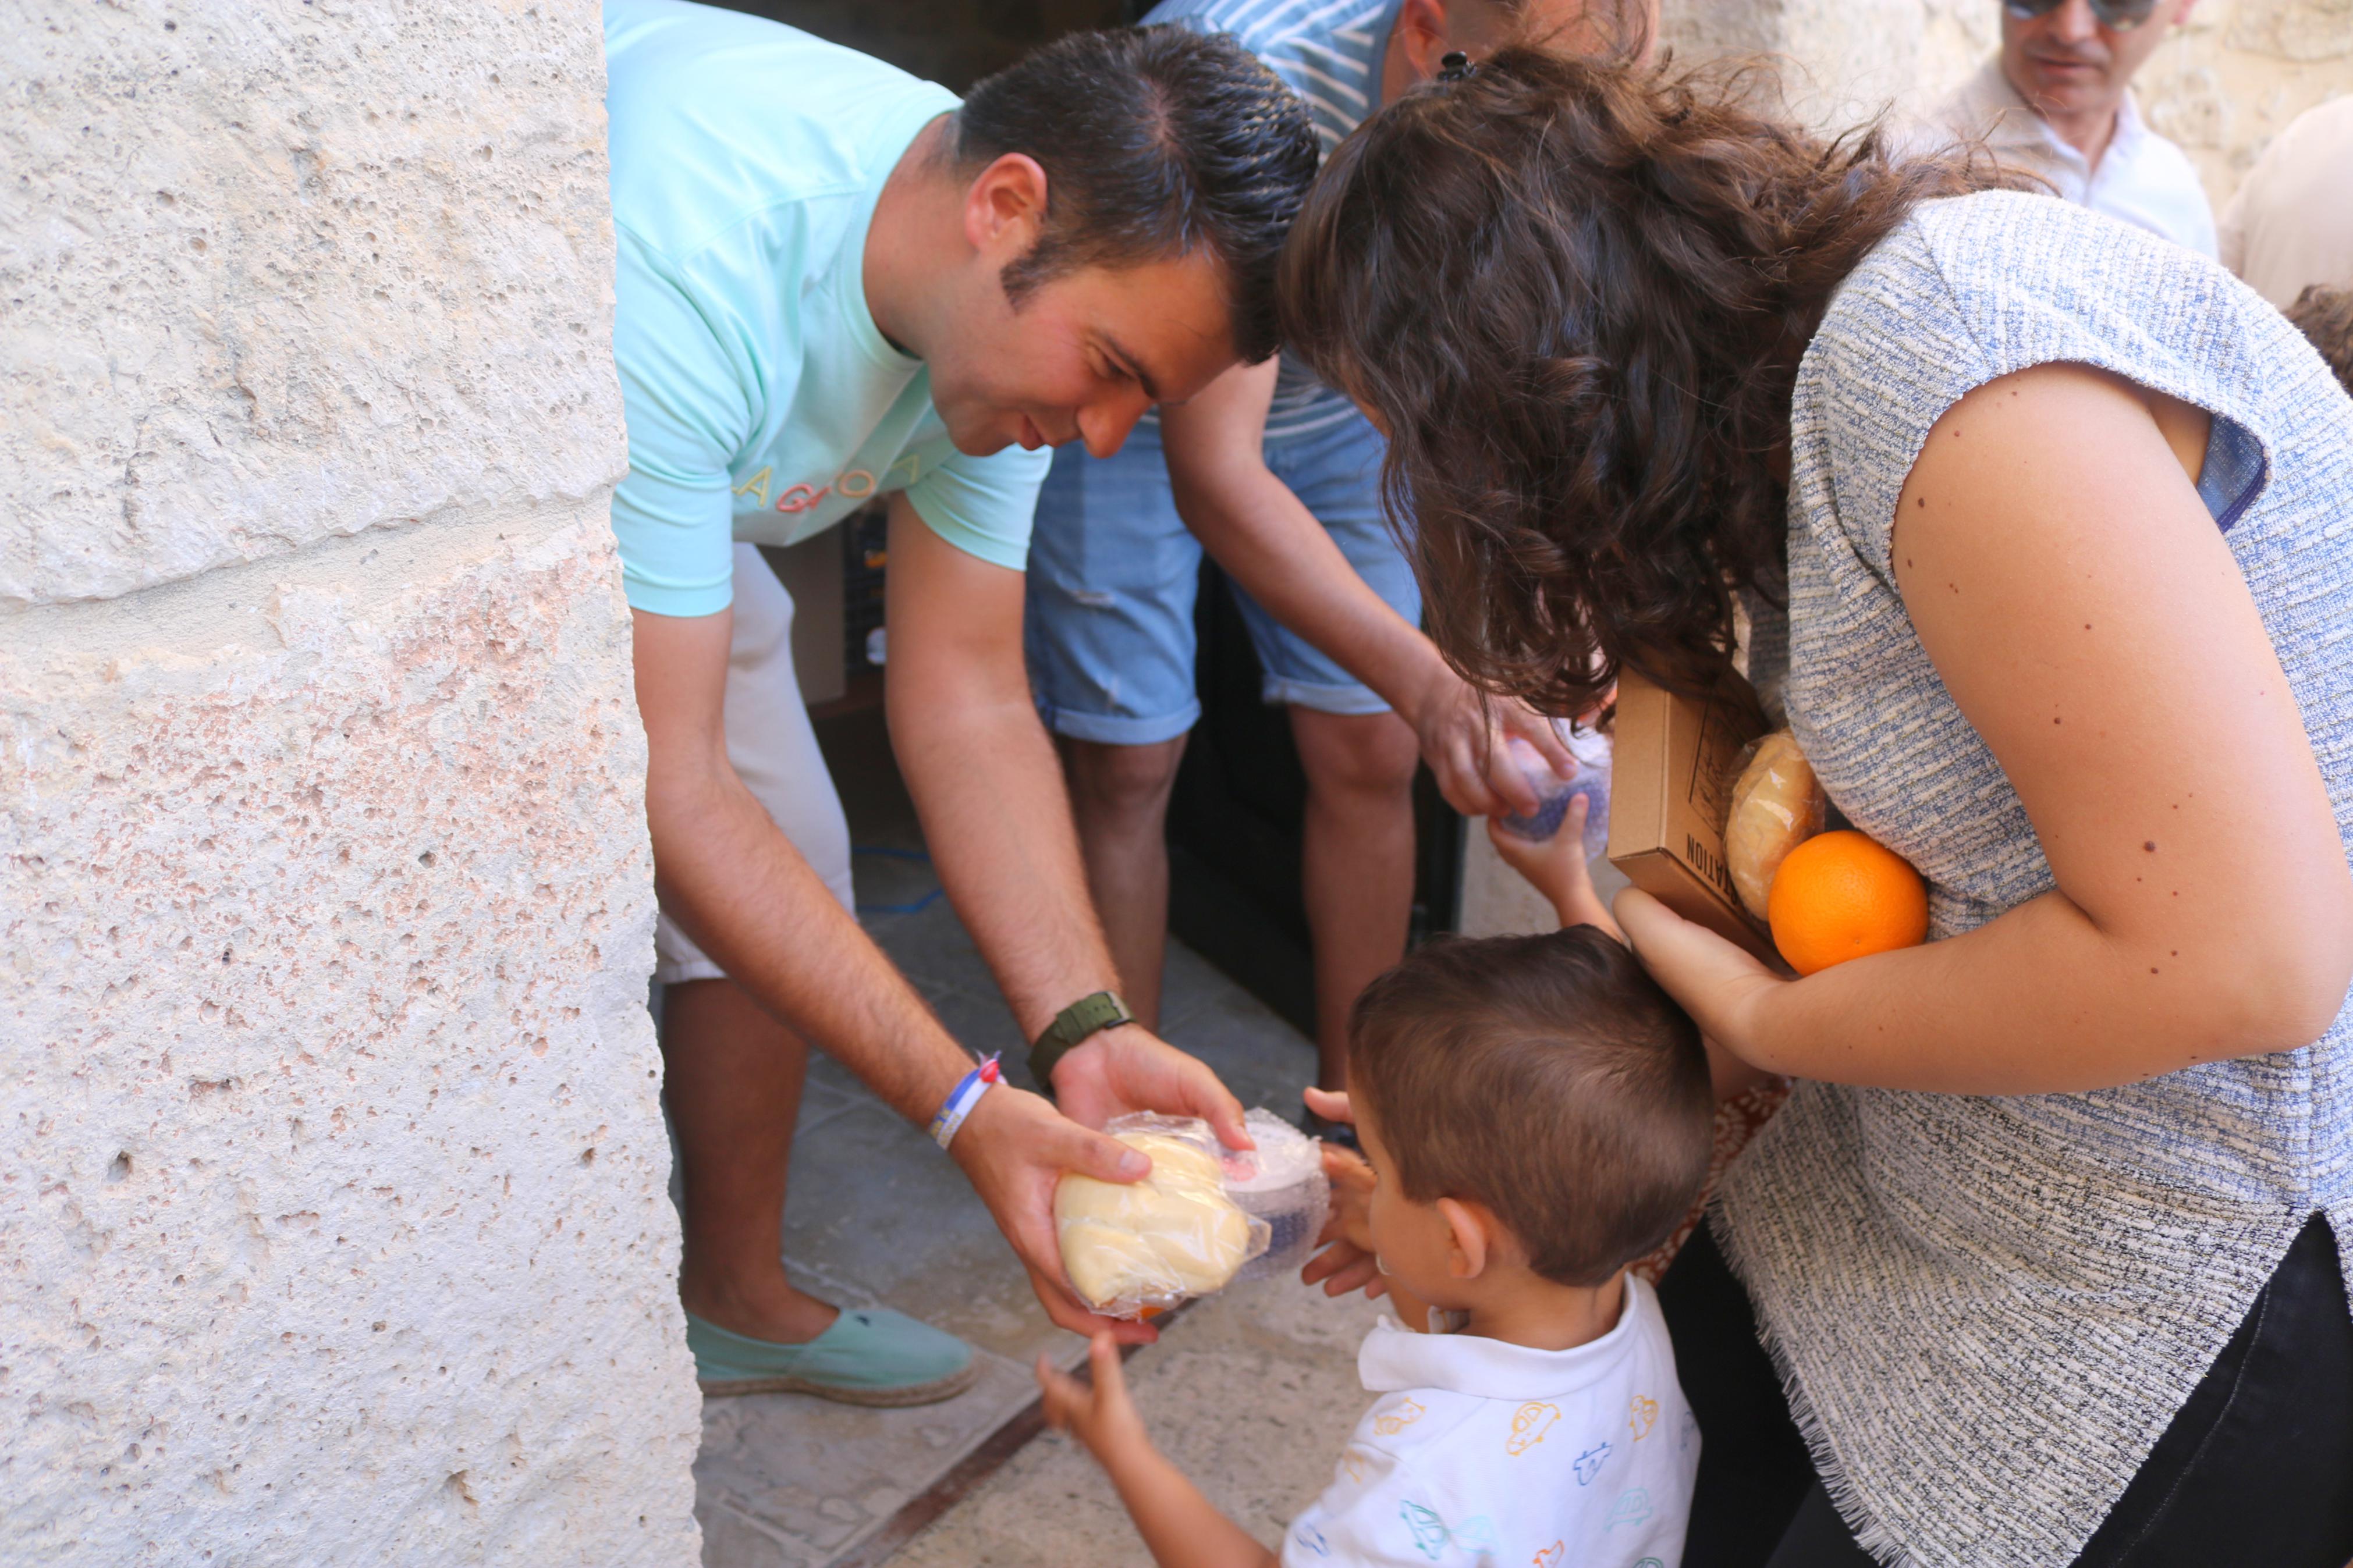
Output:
top-left (1225, 1108), bottom-right (1331, 1284)
top-left (1055, 1118), bottom-right (1269, 1318)
top-left (1726, 730), bottom-right (1827, 920)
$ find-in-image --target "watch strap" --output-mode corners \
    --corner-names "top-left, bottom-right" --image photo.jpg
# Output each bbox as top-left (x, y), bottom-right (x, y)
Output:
top-left (1028, 990), bottom-right (1135, 1092)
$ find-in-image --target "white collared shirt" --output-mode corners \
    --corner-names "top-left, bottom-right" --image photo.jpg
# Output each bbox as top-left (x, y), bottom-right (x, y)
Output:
top-left (1925, 55), bottom-right (2216, 258)
top-left (1281, 1275), bottom-right (1697, 1567)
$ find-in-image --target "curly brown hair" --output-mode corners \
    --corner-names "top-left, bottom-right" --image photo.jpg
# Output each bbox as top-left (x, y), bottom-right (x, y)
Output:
top-left (1277, 46), bottom-right (2005, 714)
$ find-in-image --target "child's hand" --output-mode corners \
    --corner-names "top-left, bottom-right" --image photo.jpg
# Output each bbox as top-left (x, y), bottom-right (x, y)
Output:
top-left (1487, 798), bottom-right (1617, 937)
top-left (1303, 1144), bottom-right (1388, 1301)
top-left (1037, 1332), bottom-right (1283, 1568)
top-left (1037, 1333), bottom-right (1151, 1465)
top-left (1322, 1140), bottom-right (1376, 1253)
top-left (1300, 1087), bottom-right (1387, 1300)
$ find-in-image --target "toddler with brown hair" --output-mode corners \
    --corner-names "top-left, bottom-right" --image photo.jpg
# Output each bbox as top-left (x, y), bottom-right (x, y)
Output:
top-left (1036, 802), bottom-right (1710, 1567)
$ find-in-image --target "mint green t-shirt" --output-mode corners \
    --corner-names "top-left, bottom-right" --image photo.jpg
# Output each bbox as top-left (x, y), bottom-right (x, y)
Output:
top-left (604, 0), bottom-right (1050, 617)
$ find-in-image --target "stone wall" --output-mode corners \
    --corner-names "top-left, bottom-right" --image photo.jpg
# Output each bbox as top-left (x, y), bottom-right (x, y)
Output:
top-left (1, 2), bottom-right (701, 1563)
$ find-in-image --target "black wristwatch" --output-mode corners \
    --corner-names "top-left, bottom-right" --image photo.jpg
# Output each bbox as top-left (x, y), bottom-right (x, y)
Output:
top-left (1028, 990), bottom-right (1135, 1095)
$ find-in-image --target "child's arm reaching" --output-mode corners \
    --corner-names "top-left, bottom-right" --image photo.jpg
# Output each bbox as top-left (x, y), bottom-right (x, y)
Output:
top-left (1487, 797), bottom-right (1618, 938)
top-left (1037, 1335), bottom-right (1280, 1568)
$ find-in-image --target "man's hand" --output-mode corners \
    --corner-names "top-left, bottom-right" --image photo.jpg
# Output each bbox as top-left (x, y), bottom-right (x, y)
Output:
top-left (1401, 664), bottom-right (1577, 819)
top-left (950, 1024), bottom-right (1258, 1346)
top-left (1051, 1025), bottom-right (1251, 1151)
top-left (949, 1083), bottom-right (1177, 1345)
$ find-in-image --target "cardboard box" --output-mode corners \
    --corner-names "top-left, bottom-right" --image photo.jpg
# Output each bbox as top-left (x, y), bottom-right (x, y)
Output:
top-left (1606, 665), bottom-right (1779, 962)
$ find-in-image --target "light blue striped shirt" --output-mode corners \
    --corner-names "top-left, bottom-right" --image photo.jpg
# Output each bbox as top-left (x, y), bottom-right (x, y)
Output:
top-left (1145, 0), bottom-right (1403, 442)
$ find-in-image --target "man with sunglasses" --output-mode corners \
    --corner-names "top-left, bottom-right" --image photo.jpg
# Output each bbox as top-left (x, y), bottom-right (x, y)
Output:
top-left (1925, 0), bottom-right (2214, 255)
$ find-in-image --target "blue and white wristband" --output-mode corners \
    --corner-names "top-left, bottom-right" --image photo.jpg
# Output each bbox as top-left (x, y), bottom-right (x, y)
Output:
top-left (927, 1054), bottom-right (1002, 1151)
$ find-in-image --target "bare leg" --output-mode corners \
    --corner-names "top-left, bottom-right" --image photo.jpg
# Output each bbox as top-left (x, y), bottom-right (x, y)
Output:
top-left (660, 977), bottom-right (839, 1343)
top-left (1291, 708), bottom-right (1420, 1090)
top-left (1058, 734), bottom-right (1190, 1030)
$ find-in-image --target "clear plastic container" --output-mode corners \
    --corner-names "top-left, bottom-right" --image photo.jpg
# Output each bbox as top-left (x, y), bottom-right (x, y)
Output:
top-left (1222, 1109), bottom-right (1333, 1283)
top-left (1496, 724), bottom-right (1612, 861)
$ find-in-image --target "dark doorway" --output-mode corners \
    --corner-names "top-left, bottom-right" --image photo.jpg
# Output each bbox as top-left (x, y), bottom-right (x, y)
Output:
top-left (1166, 566), bottom-right (1465, 1041)
top-left (701, 0), bottom-right (1130, 90)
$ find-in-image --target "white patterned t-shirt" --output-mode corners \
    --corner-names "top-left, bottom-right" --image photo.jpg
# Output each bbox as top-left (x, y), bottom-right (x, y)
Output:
top-left (1283, 1277), bottom-right (1697, 1567)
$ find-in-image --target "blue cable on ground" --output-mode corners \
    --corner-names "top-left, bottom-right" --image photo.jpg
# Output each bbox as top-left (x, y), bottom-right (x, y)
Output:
top-left (851, 845), bottom-right (945, 916)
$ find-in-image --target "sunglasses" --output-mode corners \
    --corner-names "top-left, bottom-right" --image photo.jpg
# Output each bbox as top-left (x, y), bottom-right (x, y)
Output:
top-left (2002, 0), bottom-right (2160, 29)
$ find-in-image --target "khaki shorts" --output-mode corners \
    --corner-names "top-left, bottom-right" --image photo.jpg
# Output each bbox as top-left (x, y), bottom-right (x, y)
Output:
top-left (654, 543), bottom-right (856, 987)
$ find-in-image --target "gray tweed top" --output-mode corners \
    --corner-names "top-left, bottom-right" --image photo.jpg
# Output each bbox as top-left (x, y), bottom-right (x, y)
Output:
top-left (1727, 190), bottom-right (2353, 1567)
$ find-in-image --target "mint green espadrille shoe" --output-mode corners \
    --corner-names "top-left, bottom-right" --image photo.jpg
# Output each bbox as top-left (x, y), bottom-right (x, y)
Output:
top-left (684, 1307), bottom-right (979, 1406)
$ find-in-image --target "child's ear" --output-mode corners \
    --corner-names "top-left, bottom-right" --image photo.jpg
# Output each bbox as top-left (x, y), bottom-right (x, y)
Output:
top-left (1436, 1197), bottom-right (1492, 1281)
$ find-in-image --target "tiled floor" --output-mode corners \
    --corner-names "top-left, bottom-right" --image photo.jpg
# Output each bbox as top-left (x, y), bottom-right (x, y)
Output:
top-left (685, 714), bottom-right (1325, 1567)
top-left (892, 1271), bottom-right (1389, 1567)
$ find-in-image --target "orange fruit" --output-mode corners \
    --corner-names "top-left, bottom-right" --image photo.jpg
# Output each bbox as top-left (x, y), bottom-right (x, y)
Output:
top-left (1766, 830), bottom-right (1929, 976)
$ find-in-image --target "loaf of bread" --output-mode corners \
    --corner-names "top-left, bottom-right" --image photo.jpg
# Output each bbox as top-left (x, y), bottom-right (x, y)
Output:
top-left (1726, 730), bottom-right (1827, 920)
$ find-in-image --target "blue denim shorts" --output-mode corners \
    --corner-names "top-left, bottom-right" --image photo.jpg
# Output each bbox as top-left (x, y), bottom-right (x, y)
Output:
top-left (1023, 410), bottom-right (1418, 746)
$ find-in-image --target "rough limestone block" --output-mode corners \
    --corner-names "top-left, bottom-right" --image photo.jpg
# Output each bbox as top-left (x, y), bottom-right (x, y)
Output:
top-left (1660, 0), bottom-right (1934, 121)
top-left (0, 0), bottom-right (627, 607)
top-left (2226, 0), bottom-right (2353, 62)
top-left (1, 515), bottom-right (701, 1565)
top-left (2, 0), bottom-right (695, 1558)
top-left (2142, 61), bottom-right (2233, 153)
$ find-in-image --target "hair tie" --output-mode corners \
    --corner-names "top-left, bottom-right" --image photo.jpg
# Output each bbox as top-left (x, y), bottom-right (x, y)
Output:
top-left (1437, 51), bottom-right (1477, 83)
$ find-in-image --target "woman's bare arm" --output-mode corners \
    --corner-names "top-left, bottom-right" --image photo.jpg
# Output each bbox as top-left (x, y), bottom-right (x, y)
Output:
top-left (1619, 362), bottom-right (2352, 1094)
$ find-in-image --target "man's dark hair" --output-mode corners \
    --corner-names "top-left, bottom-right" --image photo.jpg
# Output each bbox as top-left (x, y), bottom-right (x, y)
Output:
top-left (2285, 282), bottom-right (2353, 394)
top-left (956, 26), bottom-right (1319, 364)
top-left (1348, 926), bottom-right (1713, 1287)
